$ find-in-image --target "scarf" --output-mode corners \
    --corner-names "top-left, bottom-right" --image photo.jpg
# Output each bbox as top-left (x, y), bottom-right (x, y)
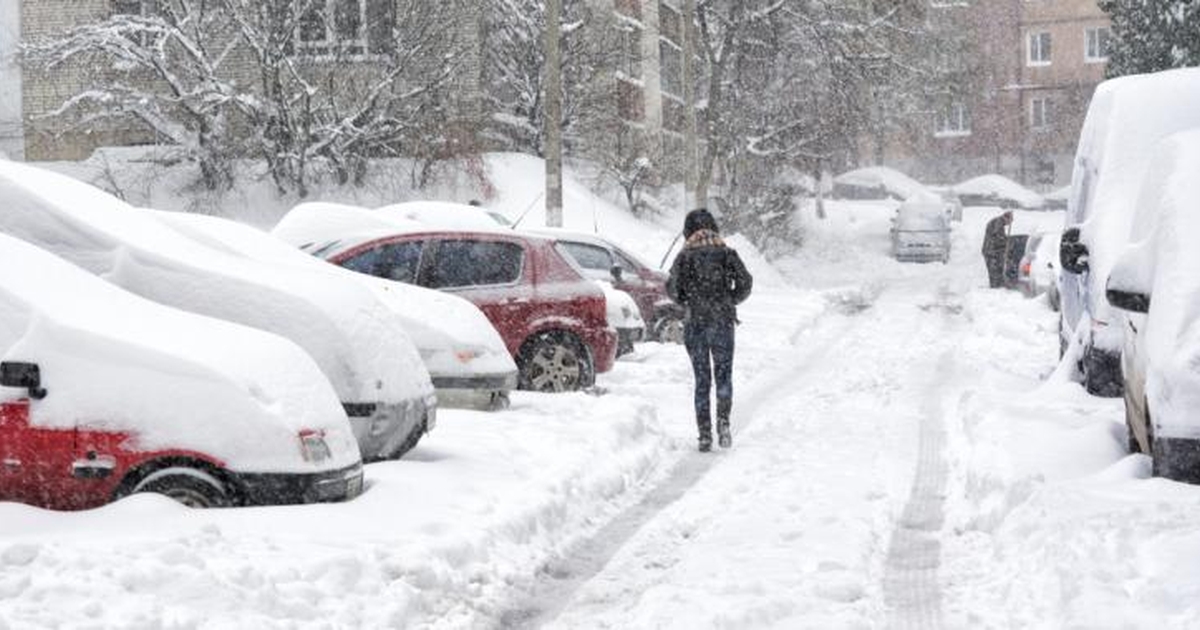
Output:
top-left (685, 229), bottom-right (725, 249)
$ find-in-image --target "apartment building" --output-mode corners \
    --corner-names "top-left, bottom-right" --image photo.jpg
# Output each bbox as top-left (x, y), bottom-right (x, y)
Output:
top-left (886, 0), bottom-right (1111, 188)
top-left (609, 0), bottom-right (692, 178)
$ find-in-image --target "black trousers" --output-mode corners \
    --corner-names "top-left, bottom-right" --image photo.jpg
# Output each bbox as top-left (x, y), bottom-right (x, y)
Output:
top-left (984, 252), bottom-right (1005, 288)
top-left (685, 318), bottom-right (735, 423)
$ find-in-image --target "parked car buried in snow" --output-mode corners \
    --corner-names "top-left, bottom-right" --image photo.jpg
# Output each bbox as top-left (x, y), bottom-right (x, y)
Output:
top-left (952, 174), bottom-right (1046, 210)
top-left (833, 166), bottom-right (929, 202)
top-left (529, 228), bottom-right (684, 344)
top-left (890, 198), bottom-right (952, 263)
top-left (0, 162), bottom-right (435, 461)
top-left (1058, 67), bottom-right (1200, 397)
top-left (1106, 129), bottom-right (1200, 482)
top-left (0, 234), bottom-right (362, 510)
top-left (1016, 231), bottom-right (1062, 311)
top-left (149, 209), bottom-right (518, 411)
top-left (274, 205), bottom-right (618, 393)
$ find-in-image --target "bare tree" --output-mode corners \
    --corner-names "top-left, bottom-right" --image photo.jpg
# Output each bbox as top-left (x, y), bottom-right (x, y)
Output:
top-left (25, 0), bottom-right (470, 196)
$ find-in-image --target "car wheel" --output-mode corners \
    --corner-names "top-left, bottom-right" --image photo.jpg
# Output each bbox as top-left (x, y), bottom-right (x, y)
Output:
top-left (132, 467), bottom-right (231, 508)
top-left (518, 333), bottom-right (593, 393)
top-left (1083, 346), bottom-right (1123, 397)
top-left (654, 316), bottom-right (685, 345)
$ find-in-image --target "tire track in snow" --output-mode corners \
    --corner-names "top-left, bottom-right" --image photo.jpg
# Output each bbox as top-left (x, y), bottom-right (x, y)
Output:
top-left (882, 287), bottom-right (961, 629)
top-left (499, 291), bottom-right (878, 630)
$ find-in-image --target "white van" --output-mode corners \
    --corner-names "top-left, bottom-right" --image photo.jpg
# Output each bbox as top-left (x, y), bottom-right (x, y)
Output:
top-left (0, 161), bottom-right (435, 461)
top-left (1106, 129), bottom-right (1200, 481)
top-left (1058, 67), bottom-right (1200, 396)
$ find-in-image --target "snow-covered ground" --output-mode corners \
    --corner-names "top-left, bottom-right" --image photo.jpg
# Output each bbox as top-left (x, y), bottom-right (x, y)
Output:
top-left (3, 162), bottom-right (1199, 629)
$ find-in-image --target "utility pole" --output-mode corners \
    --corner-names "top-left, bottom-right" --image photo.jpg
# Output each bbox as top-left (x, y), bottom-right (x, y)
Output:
top-left (544, 0), bottom-right (564, 227)
top-left (681, 0), bottom-right (700, 211)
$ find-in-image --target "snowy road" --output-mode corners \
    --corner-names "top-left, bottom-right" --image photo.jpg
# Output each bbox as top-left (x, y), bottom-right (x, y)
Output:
top-left (515, 264), bottom-right (982, 629)
top-left (8, 201), bottom-right (1191, 630)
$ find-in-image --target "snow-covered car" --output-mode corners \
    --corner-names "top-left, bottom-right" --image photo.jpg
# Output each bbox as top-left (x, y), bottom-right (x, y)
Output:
top-left (890, 198), bottom-right (951, 263)
top-left (529, 228), bottom-right (684, 344)
top-left (1106, 129), bottom-right (1200, 482)
top-left (1058, 67), bottom-right (1200, 396)
top-left (274, 204), bottom-right (618, 393)
top-left (597, 282), bottom-right (645, 357)
top-left (952, 174), bottom-right (1045, 210)
top-left (150, 210), bottom-right (518, 410)
top-left (0, 161), bottom-right (435, 461)
top-left (0, 233), bottom-right (362, 510)
top-left (833, 166), bottom-right (928, 201)
top-left (1044, 185), bottom-right (1070, 210)
top-left (1017, 231), bottom-right (1062, 311)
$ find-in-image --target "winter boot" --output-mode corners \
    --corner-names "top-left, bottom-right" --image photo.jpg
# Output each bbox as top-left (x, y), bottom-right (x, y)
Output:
top-left (697, 412), bottom-right (713, 452)
top-left (716, 399), bottom-right (732, 448)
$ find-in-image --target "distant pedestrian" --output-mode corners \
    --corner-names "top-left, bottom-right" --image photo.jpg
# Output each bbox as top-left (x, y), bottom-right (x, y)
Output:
top-left (981, 211), bottom-right (1013, 288)
top-left (667, 209), bottom-right (753, 452)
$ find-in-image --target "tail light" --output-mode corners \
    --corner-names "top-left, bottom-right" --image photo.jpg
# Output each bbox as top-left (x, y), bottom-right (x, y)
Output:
top-left (1020, 261), bottom-right (1031, 276)
top-left (298, 429), bottom-right (332, 463)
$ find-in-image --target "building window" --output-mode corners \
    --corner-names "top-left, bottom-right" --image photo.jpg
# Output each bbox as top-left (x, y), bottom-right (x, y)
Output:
top-left (1027, 31), bottom-right (1052, 66)
top-left (296, 0), bottom-right (368, 56)
top-left (659, 40), bottom-right (682, 97)
top-left (618, 79), bottom-right (645, 123)
top-left (935, 102), bottom-right (971, 137)
top-left (1030, 97), bottom-right (1051, 130)
top-left (1085, 27), bottom-right (1111, 62)
top-left (615, 21), bottom-right (642, 80)
top-left (112, 0), bottom-right (159, 46)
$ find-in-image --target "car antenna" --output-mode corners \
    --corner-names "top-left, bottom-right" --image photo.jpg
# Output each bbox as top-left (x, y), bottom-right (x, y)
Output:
top-left (511, 192), bottom-right (544, 230)
top-left (659, 232), bottom-right (682, 270)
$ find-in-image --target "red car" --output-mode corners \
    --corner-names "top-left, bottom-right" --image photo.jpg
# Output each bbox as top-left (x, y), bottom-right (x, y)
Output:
top-left (530, 229), bottom-right (684, 343)
top-left (317, 229), bottom-right (617, 393)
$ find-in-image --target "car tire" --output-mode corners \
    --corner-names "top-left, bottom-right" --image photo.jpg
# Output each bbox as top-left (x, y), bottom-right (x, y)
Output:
top-left (518, 332), bottom-right (594, 393)
top-left (1082, 345), bottom-right (1123, 398)
top-left (132, 467), bottom-right (231, 508)
top-left (654, 316), bottom-right (685, 345)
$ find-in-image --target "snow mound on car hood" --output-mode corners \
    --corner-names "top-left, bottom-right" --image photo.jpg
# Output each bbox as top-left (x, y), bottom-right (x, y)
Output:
top-left (0, 234), bottom-right (357, 472)
top-left (0, 161), bottom-right (428, 406)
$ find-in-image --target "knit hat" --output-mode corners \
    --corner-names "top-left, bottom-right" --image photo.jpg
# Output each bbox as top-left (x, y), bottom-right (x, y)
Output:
top-left (683, 208), bottom-right (719, 238)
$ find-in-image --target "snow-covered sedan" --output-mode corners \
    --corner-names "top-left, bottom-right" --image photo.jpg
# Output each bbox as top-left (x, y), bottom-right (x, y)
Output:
top-left (150, 210), bottom-right (518, 410)
top-left (952, 174), bottom-right (1046, 210)
top-left (890, 198), bottom-right (951, 263)
top-left (0, 161), bottom-right (435, 461)
top-left (0, 233), bottom-right (362, 510)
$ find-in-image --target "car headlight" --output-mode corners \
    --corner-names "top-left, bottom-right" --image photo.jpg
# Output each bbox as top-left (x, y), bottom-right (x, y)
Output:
top-left (298, 429), bottom-right (332, 463)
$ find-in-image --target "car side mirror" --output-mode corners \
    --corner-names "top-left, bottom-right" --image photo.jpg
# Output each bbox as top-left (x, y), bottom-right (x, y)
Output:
top-left (611, 265), bottom-right (624, 282)
top-left (1107, 287), bottom-right (1150, 314)
top-left (0, 362), bottom-right (48, 400)
top-left (1060, 227), bottom-right (1089, 274)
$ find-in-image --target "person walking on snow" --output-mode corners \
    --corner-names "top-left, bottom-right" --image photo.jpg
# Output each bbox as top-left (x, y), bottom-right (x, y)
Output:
top-left (981, 210), bottom-right (1013, 288)
top-left (667, 209), bottom-right (753, 452)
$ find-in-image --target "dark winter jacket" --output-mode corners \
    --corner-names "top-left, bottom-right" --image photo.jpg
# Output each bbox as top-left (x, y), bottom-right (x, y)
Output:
top-left (981, 214), bottom-right (1011, 257)
top-left (667, 229), bottom-right (754, 323)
